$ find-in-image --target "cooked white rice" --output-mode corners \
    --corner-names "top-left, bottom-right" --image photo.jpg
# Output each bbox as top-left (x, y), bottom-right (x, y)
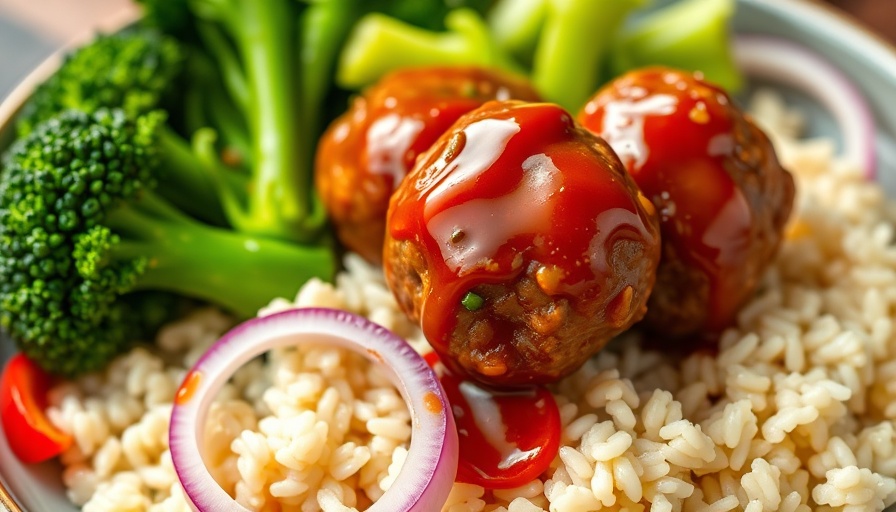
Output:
top-left (46, 92), bottom-right (896, 512)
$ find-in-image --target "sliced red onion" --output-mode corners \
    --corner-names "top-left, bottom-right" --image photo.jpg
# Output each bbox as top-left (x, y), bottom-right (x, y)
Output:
top-left (734, 34), bottom-right (877, 179)
top-left (169, 307), bottom-right (458, 512)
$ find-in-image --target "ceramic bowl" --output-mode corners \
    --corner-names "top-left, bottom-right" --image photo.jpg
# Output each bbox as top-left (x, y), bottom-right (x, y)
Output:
top-left (0, 0), bottom-right (895, 510)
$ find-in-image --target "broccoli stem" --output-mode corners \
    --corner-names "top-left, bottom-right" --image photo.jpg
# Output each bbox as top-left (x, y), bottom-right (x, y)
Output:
top-left (184, 50), bottom-right (253, 167)
top-left (193, 0), bottom-right (325, 243)
top-left (487, 0), bottom-right (547, 68)
top-left (336, 9), bottom-right (522, 90)
top-left (203, 94), bottom-right (253, 169)
top-left (196, 21), bottom-right (250, 114)
top-left (106, 191), bottom-right (334, 318)
top-left (238, 0), bottom-right (318, 241)
top-left (288, 0), bottom-right (360, 237)
top-left (299, 0), bottom-right (359, 138)
top-left (155, 127), bottom-right (230, 226)
top-left (611, 0), bottom-right (742, 92)
top-left (532, 0), bottom-right (646, 111)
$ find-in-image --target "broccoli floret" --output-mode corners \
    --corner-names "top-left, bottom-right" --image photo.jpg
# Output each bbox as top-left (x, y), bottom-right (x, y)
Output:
top-left (137, 0), bottom-right (501, 245)
top-left (14, 27), bottom-right (246, 228)
top-left (0, 109), bottom-right (334, 376)
top-left (16, 28), bottom-right (184, 137)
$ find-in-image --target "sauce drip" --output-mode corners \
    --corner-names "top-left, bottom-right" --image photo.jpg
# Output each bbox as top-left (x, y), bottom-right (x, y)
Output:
top-left (437, 364), bottom-right (561, 489)
top-left (175, 370), bottom-right (202, 406)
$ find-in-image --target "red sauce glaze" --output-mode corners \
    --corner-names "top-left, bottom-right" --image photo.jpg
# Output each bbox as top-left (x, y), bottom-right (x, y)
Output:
top-left (578, 67), bottom-right (794, 336)
top-left (387, 101), bottom-right (660, 382)
top-left (175, 370), bottom-right (202, 406)
top-left (440, 370), bottom-right (561, 489)
top-left (315, 67), bottom-right (541, 263)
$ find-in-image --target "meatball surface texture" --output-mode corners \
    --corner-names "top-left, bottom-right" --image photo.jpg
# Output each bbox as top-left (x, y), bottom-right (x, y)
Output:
top-left (315, 66), bottom-right (540, 263)
top-left (578, 67), bottom-right (795, 339)
top-left (385, 100), bottom-right (661, 386)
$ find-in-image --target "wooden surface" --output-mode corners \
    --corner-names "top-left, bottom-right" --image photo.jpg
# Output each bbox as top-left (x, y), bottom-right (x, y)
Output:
top-left (825, 0), bottom-right (896, 45)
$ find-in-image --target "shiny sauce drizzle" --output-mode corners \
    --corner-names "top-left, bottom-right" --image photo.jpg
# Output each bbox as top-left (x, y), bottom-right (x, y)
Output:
top-left (389, 102), bottom-right (654, 364)
top-left (428, 354), bottom-right (561, 488)
top-left (390, 102), bottom-right (653, 484)
top-left (580, 71), bottom-right (754, 331)
top-left (175, 370), bottom-right (202, 405)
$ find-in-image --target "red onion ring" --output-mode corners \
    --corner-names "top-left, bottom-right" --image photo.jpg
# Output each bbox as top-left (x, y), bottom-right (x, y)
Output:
top-left (734, 34), bottom-right (877, 179)
top-left (169, 307), bottom-right (458, 511)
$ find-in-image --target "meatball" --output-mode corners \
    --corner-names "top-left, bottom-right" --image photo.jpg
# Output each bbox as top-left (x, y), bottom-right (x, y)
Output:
top-left (315, 67), bottom-right (541, 264)
top-left (578, 67), bottom-right (795, 338)
top-left (384, 101), bottom-right (661, 386)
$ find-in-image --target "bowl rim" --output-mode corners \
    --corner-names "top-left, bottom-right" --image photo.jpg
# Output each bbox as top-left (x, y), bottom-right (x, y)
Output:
top-left (0, 5), bottom-right (139, 139)
top-left (1, 0), bottom-right (896, 510)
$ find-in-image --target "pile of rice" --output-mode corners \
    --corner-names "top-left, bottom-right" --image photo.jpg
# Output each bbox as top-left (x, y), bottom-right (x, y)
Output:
top-left (46, 92), bottom-right (896, 512)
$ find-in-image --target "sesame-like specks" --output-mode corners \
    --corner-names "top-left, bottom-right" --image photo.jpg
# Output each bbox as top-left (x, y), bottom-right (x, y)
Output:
top-left (536, 265), bottom-right (565, 295)
top-left (423, 391), bottom-right (443, 414)
top-left (689, 102), bottom-right (710, 124)
top-left (638, 192), bottom-right (657, 218)
top-left (443, 131), bottom-right (466, 164)
top-left (366, 348), bottom-right (384, 364)
top-left (495, 86), bottom-right (511, 101)
top-left (628, 86), bottom-right (648, 99)
top-left (477, 360), bottom-right (508, 377)
top-left (606, 285), bottom-right (634, 328)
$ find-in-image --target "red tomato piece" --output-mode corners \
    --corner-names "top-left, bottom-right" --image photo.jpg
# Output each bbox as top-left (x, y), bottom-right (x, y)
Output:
top-left (0, 353), bottom-right (72, 463)
top-left (440, 371), bottom-right (561, 489)
top-left (423, 350), bottom-right (441, 369)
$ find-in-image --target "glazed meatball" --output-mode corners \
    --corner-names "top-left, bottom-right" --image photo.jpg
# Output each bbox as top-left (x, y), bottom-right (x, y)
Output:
top-left (315, 67), bottom-right (541, 264)
top-left (578, 67), bottom-right (795, 338)
top-left (384, 101), bottom-right (661, 386)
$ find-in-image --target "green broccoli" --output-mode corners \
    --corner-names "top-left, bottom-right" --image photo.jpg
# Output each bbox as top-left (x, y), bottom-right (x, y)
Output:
top-left (135, 0), bottom-right (333, 244)
top-left (134, 0), bottom-right (513, 244)
top-left (611, 0), bottom-right (742, 92)
top-left (336, 8), bottom-right (521, 90)
top-left (16, 28), bottom-right (184, 137)
top-left (0, 109), bottom-right (334, 376)
top-left (15, 27), bottom-right (246, 228)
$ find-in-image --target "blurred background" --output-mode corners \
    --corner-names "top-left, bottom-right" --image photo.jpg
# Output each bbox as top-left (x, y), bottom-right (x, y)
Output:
top-left (0, 0), bottom-right (894, 101)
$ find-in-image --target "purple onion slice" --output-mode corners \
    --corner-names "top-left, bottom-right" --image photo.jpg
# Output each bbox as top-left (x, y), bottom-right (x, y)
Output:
top-left (735, 34), bottom-right (877, 179)
top-left (169, 307), bottom-right (458, 511)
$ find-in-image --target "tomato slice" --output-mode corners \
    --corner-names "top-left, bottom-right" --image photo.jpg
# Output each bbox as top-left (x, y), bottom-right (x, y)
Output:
top-left (440, 371), bottom-right (561, 489)
top-left (0, 353), bottom-right (72, 463)
top-left (423, 350), bottom-right (441, 369)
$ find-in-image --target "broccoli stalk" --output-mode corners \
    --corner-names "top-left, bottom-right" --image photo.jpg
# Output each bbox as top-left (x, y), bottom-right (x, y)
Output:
top-left (487, 0), bottom-right (547, 68)
top-left (611, 0), bottom-right (742, 92)
top-left (14, 27), bottom-right (241, 228)
top-left (0, 109), bottom-right (333, 376)
top-left (152, 126), bottom-right (248, 226)
top-left (336, 8), bottom-right (522, 90)
top-left (298, 0), bottom-right (360, 138)
top-left (189, 0), bottom-right (329, 243)
top-left (91, 193), bottom-right (329, 318)
top-left (531, 0), bottom-right (647, 111)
